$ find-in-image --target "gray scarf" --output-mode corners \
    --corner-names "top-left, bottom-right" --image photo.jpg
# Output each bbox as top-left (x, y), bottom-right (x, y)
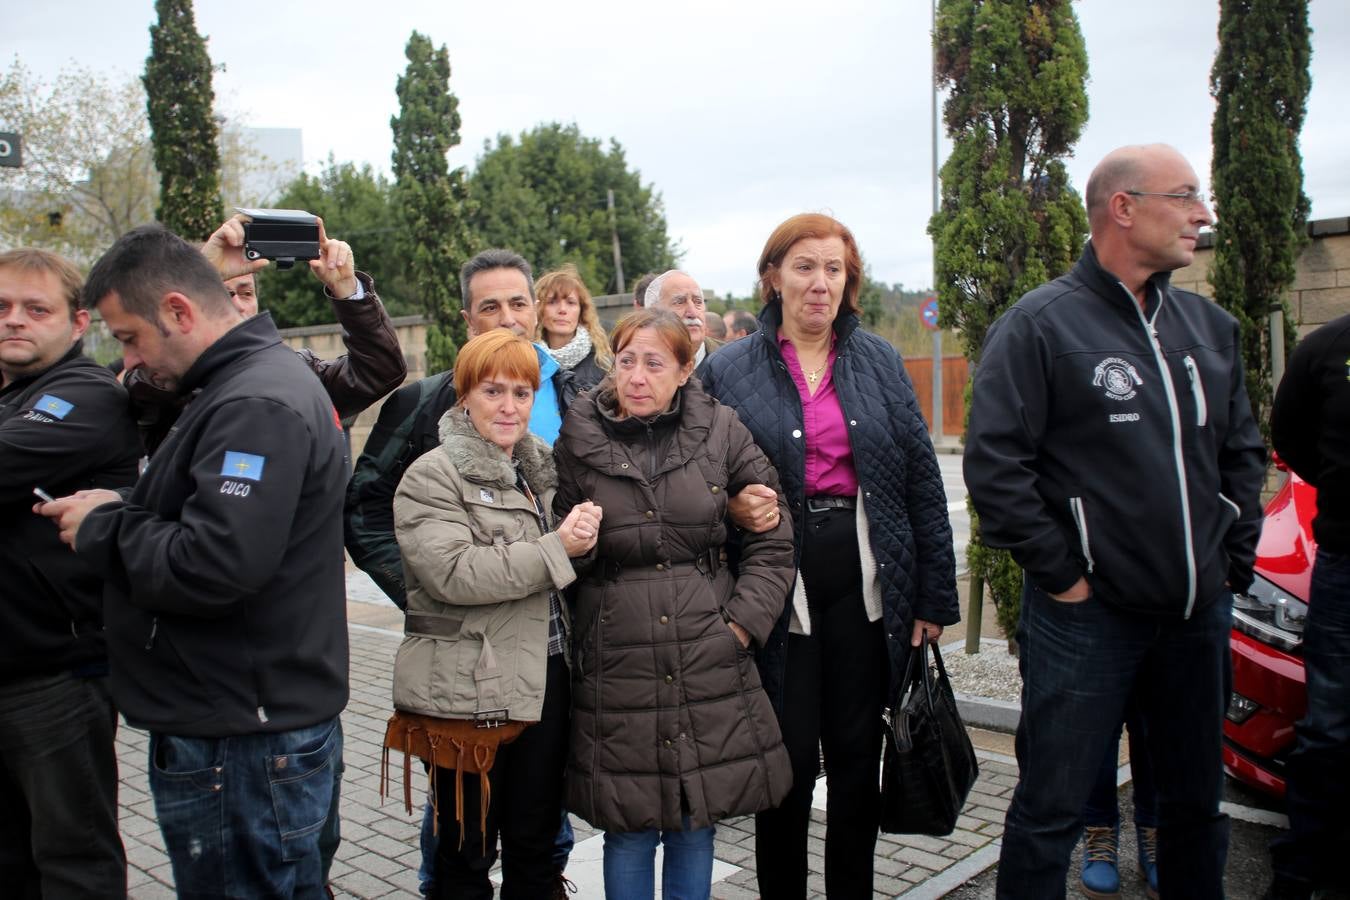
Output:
top-left (546, 328), bottom-right (593, 371)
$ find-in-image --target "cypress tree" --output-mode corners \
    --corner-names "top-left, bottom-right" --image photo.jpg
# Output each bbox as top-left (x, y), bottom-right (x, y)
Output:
top-left (391, 32), bottom-right (472, 373)
top-left (143, 0), bottom-right (222, 241)
top-left (1209, 0), bottom-right (1311, 433)
top-left (928, 0), bottom-right (1090, 643)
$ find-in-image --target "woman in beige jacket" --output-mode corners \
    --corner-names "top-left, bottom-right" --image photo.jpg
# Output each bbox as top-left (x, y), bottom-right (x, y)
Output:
top-left (390, 329), bottom-right (601, 900)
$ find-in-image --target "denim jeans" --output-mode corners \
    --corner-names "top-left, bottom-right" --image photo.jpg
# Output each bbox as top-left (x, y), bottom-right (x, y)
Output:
top-left (603, 818), bottom-right (715, 900)
top-left (1083, 705), bottom-right (1157, 829)
top-left (149, 716), bottom-right (342, 899)
top-left (317, 719), bottom-right (344, 884)
top-left (1271, 548), bottom-right (1350, 892)
top-left (0, 672), bottom-right (125, 899)
top-left (996, 579), bottom-right (1231, 900)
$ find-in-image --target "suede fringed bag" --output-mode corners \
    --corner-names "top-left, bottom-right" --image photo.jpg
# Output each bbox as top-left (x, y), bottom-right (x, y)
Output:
top-left (380, 712), bottom-right (528, 853)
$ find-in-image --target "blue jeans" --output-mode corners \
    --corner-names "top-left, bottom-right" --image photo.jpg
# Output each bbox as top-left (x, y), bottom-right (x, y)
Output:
top-left (149, 716), bottom-right (342, 899)
top-left (996, 580), bottom-right (1231, 900)
top-left (1083, 705), bottom-right (1157, 829)
top-left (603, 819), bottom-right (715, 900)
top-left (0, 672), bottom-right (125, 899)
top-left (1271, 548), bottom-right (1350, 892)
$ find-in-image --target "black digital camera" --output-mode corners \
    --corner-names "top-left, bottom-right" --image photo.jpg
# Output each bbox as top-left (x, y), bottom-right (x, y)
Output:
top-left (237, 208), bottom-right (321, 270)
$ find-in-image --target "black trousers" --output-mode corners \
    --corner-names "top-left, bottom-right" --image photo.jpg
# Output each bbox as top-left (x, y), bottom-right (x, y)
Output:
top-left (0, 672), bottom-right (125, 900)
top-left (755, 506), bottom-right (888, 899)
top-left (435, 654), bottom-right (570, 900)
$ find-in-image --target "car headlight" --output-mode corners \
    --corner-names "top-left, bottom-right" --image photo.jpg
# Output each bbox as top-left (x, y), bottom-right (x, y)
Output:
top-left (1232, 573), bottom-right (1307, 653)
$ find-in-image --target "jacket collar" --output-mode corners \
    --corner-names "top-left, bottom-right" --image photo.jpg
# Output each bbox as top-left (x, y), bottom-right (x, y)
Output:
top-left (565, 379), bottom-right (715, 478)
top-left (1075, 240), bottom-right (1174, 321)
top-left (755, 301), bottom-right (860, 357)
top-left (437, 405), bottom-right (556, 492)
top-left (179, 313), bottom-right (283, 395)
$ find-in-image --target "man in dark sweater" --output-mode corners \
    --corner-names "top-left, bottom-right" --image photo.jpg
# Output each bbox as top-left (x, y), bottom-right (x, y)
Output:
top-left (1, 248), bottom-right (140, 897)
top-left (1268, 312), bottom-right (1350, 899)
top-left (38, 226), bottom-right (350, 897)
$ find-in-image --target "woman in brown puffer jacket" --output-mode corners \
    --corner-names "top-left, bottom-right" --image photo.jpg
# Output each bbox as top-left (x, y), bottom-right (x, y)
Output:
top-left (553, 308), bottom-right (795, 900)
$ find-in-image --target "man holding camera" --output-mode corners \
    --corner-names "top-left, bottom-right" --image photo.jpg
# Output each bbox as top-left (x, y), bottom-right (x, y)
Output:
top-left (122, 213), bottom-right (406, 454)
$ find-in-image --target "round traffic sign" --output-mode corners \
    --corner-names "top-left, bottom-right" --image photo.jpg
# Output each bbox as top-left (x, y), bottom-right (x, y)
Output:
top-left (920, 297), bottom-right (939, 331)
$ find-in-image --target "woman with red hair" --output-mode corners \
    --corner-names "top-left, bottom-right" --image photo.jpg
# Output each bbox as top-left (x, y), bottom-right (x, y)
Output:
top-left (701, 213), bottom-right (960, 897)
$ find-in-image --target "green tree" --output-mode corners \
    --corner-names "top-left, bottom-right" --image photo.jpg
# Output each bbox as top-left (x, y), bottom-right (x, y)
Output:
top-left (1209, 0), bottom-right (1311, 434)
top-left (468, 123), bottom-right (679, 296)
top-left (0, 60), bottom-right (158, 266)
top-left (928, 0), bottom-right (1090, 646)
top-left (391, 31), bottom-right (472, 373)
top-left (144, 0), bottom-right (222, 241)
top-left (261, 158), bottom-right (414, 328)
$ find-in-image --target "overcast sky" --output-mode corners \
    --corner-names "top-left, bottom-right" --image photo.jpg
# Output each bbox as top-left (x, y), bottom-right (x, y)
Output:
top-left (6, 1), bottom-right (1348, 296)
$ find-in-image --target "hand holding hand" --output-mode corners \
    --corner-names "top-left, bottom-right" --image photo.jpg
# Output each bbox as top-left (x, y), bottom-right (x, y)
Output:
top-left (34, 489), bottom-right (123, 550)
top-left (308, 218), bottom-right (358, 299)
top-left (202, 213), bottom-right (269, 283)
top-left (558, 501), bottom-right (603, 557)
top-left (727, 483), bottom-right (780, 533)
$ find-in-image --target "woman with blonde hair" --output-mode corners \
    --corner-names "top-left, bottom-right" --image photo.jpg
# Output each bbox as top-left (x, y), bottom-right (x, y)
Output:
top-left (534, 263), bottom-right (611, 391)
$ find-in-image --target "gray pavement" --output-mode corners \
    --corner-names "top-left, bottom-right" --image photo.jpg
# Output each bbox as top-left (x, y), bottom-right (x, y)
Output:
top-left (113, 560), bottom-right (1292, 899)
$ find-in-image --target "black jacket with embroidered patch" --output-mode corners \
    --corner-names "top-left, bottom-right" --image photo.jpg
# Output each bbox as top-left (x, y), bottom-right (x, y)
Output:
top-left (76, 314), bottom-right (350, 736)
top-left (964, 242), bottom-right (1266, 617)
top-left (0, 343), bottom-right (140, 681)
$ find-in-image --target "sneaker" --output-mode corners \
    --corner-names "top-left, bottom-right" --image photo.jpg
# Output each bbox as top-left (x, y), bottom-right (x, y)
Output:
top-left (1135, 825), bottom-right (1158, 900)
top-left (1080, 824), bottom-right (1120, 898)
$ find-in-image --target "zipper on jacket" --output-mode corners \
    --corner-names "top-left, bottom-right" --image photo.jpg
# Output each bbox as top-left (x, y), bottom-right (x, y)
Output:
top-left (1183, 356), bottom-right (1208, 427)
top-left (1123, 282), bottom-right (1198, 617)
top-left (144, 616), bottom-right (159, 650)
top-left (1069, 497), bottom-right (1095, 573)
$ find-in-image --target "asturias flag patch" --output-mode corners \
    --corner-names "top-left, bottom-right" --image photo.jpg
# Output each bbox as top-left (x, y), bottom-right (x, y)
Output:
top-left (221, 451), bottom-right (266, 482)
top-left (34, 394), bottom-right (74, 419)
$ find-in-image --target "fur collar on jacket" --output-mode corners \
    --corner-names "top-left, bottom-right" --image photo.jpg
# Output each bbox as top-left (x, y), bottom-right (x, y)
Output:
top-left (437, 406), bottom-right (557, 493)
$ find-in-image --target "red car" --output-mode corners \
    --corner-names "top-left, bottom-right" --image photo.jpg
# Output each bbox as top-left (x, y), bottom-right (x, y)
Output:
top-left (1223, 467), bottom-right (1316, 798)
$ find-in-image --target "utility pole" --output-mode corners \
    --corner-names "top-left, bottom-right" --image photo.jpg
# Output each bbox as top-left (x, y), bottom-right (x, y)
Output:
top-left (608, 188), bottom-right (625, 294)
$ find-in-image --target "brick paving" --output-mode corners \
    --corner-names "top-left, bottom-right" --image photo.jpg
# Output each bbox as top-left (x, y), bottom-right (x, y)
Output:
top-left (117, 585), bottom-right (1019, 899)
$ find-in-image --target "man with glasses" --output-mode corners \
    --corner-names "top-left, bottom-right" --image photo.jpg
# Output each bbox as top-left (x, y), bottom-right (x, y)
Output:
top-left (964, 143), bottom-right (1265, 899)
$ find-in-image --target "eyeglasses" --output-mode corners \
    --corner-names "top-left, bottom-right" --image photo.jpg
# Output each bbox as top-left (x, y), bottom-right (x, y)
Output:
top-left (1124, 189), bottom-right (1208, 208)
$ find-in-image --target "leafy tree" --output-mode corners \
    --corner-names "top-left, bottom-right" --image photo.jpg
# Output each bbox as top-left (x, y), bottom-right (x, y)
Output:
top-left (261, 158), bottom-right (415, 328)
top-left (0, 61), bottom-right (157, 266)
top-left (144, 0), bottom-right (222, 241)
top-left (928, 0), bottom-right (1089, 646)
top-left (391, 31), bottom-right (472, 373)
top-left (468, 123), bottom-right (679, 297)
top-left (1209, 0), bottom-right (1310, 434)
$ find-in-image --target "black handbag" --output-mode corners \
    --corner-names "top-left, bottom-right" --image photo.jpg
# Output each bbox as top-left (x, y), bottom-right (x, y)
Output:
top-left (879, 639), bottom-right (980, 835)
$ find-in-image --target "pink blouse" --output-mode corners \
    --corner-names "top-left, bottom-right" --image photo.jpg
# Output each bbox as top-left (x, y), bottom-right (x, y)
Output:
top-left (779, 335), bottom-right (859, 497)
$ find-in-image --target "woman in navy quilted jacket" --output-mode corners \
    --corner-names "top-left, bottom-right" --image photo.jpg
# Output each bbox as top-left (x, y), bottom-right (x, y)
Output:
top-left (700, 213), bottom-right (960, 898)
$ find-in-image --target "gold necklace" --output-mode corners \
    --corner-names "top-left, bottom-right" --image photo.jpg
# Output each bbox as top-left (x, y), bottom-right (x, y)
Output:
top-left (804, 359), bottom-right (828, 385)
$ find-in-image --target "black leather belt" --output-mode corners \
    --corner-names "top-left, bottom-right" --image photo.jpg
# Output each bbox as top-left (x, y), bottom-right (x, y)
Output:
top-left (806, 495), bottom-right (856, 512)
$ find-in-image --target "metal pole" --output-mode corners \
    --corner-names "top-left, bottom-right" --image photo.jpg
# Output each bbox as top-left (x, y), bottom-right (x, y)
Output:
top-left (608, 188), bottom-right (625, 295)
top-left (930, 0), bottom-right (943, 445)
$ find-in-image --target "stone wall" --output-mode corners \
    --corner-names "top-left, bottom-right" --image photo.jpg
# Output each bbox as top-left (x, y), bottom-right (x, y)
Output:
top-left (1170, 215), bottom-right (1350, 337)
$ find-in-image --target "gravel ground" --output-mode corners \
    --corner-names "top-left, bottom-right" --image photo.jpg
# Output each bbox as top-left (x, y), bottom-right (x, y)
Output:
top-left (941, 638), bottom-right (1022, 702)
